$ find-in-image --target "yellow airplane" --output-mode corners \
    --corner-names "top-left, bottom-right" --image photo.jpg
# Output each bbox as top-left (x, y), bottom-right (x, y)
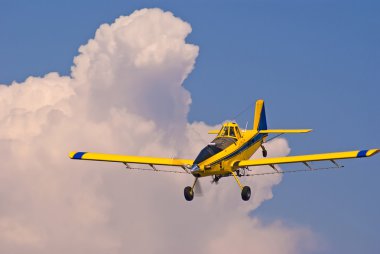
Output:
top-left (69, 100), bottom-right (379, 201)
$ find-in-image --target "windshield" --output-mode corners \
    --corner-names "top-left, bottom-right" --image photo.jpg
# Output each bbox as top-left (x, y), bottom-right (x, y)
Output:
top-left (193, 144), bottom-right (222, 165)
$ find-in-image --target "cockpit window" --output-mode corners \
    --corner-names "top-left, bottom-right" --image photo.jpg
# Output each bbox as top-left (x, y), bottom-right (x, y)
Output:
top-left (235, 127), bottom-right (241, 138)
top-left (218, 125), bottom-right (240, 139)
top-left (229, 127), bottom-right (236, 137)
top-left (221, 126), bottom-right (229, 136)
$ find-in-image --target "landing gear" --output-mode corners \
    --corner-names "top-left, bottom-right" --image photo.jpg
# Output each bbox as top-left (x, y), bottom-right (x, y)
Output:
top-left (184, 186), bottom-right (194, 201)
top-left (184, 177), bottom-right (199, 201)
top-left (241, 186), bottom-right (251, 201)
top-left (187, 173), bottom-right (253, 201)
top-left (231, 171), bottom-right (252, 201)
top-left (261, 145), bottom-right (268, 157)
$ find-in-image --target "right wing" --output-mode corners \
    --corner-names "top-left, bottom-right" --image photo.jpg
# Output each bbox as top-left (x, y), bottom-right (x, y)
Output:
top-left (69, 151), bottom-right (193, 171)
top-left (233, 149), bottom-right (379, 168)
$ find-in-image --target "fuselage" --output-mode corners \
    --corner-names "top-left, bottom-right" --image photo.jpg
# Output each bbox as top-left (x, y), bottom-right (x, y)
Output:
top-left (191, 122), bottom-right (267, 177)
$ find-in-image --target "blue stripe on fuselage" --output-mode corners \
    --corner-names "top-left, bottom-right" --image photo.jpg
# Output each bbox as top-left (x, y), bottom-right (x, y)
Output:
top-left (210, 133), bottom-right (266, 166)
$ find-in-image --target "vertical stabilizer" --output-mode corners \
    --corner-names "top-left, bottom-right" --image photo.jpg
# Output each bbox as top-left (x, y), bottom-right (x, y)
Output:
top-left (253, 99), bottom-right (267, 131)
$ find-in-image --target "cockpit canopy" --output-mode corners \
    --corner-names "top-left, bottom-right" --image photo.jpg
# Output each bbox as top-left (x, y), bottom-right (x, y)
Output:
top-left (193, 122), bottom-right (242, 165)
top-left (194, 122), bottom-right (242, 165)
top-left (217, 122), bottom-right (242, 139)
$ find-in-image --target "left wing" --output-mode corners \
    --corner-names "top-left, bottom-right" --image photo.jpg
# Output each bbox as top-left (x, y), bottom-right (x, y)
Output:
top-left (233, 149), bottom-right (379, 168)
top-left (69, 151), bottom-right (193, 169)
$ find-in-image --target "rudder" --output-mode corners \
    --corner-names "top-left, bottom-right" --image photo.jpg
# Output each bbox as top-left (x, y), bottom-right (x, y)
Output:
top-left (253, 99), bottom-right (267, 131)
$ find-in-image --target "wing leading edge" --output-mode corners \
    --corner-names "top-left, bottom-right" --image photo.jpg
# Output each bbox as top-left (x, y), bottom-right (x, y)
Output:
top-left (69, 152), bottom-right (193, 168)
top-left (233, 149), bottom-right (379, 168)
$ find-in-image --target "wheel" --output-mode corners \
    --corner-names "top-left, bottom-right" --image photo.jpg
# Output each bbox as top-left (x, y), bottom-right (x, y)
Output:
top-left (241, 186), bottom-right (251, 201)
top-left (262, 150), bottom-right (268, 157)
top-left (184, 186), bottom-right (194, 201)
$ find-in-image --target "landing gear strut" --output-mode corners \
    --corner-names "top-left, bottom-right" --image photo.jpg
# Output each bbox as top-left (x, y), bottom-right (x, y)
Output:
top-left (231, 171), bottom-right (252, 201)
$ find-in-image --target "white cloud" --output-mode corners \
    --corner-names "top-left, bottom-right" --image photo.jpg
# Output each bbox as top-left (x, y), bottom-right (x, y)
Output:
top-left (0, 8), bottom-right (317, 253)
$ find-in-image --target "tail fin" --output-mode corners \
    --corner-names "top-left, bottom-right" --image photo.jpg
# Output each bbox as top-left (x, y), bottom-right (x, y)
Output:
top-left (253, 99), bottom-right (267, 131)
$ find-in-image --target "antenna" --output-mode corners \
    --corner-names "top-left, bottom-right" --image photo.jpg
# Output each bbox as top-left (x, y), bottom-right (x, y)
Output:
top-left (244, 121), bottom-right (248, 132)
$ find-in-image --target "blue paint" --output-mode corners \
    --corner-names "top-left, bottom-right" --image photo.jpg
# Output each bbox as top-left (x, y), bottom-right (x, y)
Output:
top-left (357, 150), bottom-right (368, 158)
top-left (259, 103), bottom-right (267, 131)
top-left (73, 152), bottom-right (87, 159)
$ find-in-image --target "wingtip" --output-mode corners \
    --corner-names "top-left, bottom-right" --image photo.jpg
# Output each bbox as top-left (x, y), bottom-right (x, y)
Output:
top-left (367, 149), bottom-right (380, 157)
top-left (70, 151), bottom-right (88, 159)
top-left (358, 149), bottom-right (380, 158)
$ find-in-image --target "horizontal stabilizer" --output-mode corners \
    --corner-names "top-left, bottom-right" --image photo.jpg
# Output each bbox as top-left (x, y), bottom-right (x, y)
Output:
top-left (259, 129), bottom-right (312, 134)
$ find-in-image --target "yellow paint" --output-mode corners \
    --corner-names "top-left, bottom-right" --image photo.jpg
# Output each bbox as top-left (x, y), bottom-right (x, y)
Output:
top-left (195, 126), bottom-right (264, 177)
top-left (253, 99), bottom-right (264, 130)
top-left (231, 171), bottom-right (244, 190)
top-left (69, 99), bottom-right (379, 183)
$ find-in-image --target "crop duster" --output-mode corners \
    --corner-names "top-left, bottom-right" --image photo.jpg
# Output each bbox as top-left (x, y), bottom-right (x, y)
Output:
top-left (69, 100), bottom-right (379, 201)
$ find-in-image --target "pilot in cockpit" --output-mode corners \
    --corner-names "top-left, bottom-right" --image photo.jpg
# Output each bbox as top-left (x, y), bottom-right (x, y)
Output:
top-left (221, 127), bottom-right (229, 137)
top-left (229, 127), bottom-right (236, 137)
top-left (219, 125), bottom-right (238, 139)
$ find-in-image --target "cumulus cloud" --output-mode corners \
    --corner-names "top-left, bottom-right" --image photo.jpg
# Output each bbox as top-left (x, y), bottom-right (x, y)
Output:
top-left (0, 8), bottom-right (317, 253)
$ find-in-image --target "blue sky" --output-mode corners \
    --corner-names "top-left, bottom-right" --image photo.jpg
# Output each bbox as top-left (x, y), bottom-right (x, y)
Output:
top-left (1, 0), bottom-right (379, 253)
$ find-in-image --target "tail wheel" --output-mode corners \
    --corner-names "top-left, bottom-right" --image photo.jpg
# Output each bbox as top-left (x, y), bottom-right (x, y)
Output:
top-left (184, 186), bottom-right (194, 201)
top-left (241, 186), bottom-right (251, 201)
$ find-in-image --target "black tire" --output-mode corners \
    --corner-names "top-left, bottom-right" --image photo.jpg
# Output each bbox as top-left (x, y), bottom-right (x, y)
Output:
top-left (262, 150), bottom-right (268, 157)
top-left (241, 186), bottom-right (251, 201)
top-left (184, 186), bottom-right (194, 201)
